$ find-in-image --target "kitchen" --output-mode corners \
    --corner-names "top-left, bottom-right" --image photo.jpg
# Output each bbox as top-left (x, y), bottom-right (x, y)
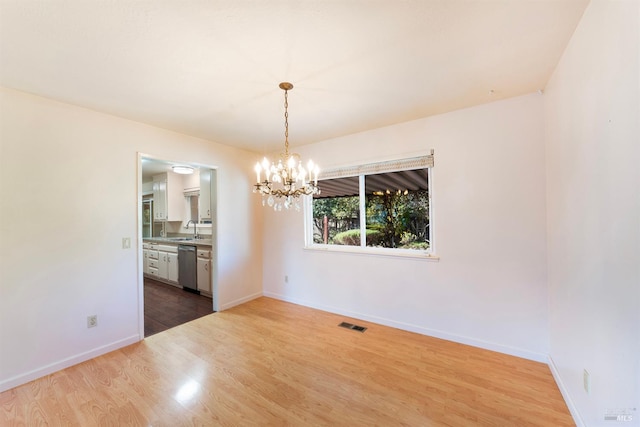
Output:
top-left (141, 156), bottom-right (218, 336)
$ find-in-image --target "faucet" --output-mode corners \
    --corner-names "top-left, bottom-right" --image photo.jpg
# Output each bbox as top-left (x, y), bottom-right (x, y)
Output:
top-left (185, 220), bottom-right (198, 239)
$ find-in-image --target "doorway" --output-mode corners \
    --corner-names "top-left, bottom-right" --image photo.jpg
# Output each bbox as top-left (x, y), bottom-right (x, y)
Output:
top-left (138, 154), bottom-right (219, 338)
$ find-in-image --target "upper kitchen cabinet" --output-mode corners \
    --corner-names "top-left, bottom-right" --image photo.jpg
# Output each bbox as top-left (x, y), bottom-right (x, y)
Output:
top-left (199, 168), bottom-right (212, 222)
top-left (153, 172), bottom-right (183, 222)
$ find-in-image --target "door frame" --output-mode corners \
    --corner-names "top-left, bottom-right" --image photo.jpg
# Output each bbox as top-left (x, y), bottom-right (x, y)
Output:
top-left (136, 152), bottom-right (219, 339)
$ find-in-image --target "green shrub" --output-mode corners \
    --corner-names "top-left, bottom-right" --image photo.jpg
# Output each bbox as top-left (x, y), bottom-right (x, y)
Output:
top-left (333, 229), bottom-right (360, 245)
top-left (400, 231), bottom-right (417, 245)
top-left (403, 241), bottom-right (430, 250)
top-left (333, 229), bottom-right (383, 246)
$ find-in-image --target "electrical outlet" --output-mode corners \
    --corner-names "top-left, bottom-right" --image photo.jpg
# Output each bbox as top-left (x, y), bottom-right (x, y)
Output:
top-left (583, 369), bottom-right (590, 394)
top-left (122, 237), bottom-right (131, 249)
top-left (284, 275), bottom-right (289, 283)
top-left (87, 315), bottom-right (98, 328)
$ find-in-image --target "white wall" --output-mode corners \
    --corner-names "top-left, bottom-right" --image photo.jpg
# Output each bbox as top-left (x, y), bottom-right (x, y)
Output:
top-left (0, 88), bottom-right (263, 391)
top-left (263, 93), bottom-right (550, 361)
top-left (544, 1), bottom-right (640, 426)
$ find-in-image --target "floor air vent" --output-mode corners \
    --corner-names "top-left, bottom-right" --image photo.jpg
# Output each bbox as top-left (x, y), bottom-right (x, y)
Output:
top-left (338, 322), bottom-right (367, 333)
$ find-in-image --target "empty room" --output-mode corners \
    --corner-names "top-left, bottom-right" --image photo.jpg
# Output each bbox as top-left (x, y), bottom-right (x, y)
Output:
top-left (0, 1), bottom-right (638, 426)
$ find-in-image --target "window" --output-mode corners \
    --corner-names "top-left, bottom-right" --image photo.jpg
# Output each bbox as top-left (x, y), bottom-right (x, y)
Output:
top-left (186, 192), bottom-right (199, 222)
top-left (306, 154), bottom-right (434, 256)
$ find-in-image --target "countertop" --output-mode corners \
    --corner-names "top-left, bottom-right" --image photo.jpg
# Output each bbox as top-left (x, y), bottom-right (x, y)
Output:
top-left (144, 237), bottom-right (213, 248)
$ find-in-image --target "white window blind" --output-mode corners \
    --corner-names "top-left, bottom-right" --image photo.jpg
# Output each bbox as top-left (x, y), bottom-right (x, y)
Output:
top-left (183, 189), bottom-right (200, 198)
top-left (319, 152), bottom-right (434, 181)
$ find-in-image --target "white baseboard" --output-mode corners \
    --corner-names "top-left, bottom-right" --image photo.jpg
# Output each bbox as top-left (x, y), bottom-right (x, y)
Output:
top-left (219, 291), bottom-right (263, 311)
top-left (0, 334), bottom-right (140, 393)
top-left (263, 291), bottom-right (547, 363)
top-left (548, 355), bottom-right (585, 427)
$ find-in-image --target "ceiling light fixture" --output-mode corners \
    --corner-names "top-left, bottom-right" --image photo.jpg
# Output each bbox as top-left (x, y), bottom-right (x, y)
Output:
top-left (253, 82), bottom-right (320, 211)
top-left (172, 165), bottom-right (194, 175)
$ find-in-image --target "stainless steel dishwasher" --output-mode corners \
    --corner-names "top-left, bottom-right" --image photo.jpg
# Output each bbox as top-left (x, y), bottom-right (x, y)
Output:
top-left (178, 245), bottom-right (198, 293)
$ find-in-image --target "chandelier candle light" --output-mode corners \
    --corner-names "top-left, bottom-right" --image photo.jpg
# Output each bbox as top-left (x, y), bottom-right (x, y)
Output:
top-left (253, 82), bottom-right (320, 211)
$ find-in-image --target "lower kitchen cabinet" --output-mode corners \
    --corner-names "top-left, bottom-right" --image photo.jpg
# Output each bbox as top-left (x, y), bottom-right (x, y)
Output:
top-left (167, 252), bottom-right (178, 283)
top-left (145, 244), bottom-right (179, 285)
top-left (143, 248), bottom-right (149, 274)
top-left (157, 245), bottom-right (178, 284)
top-left (158, 251), bottom-right (168, 279)
top-left (144, 241), bottom-right (211, 292)
top-left (197, 249), bottom-right (211, 294)
top-left (147, 244), bottom-right (160, 278)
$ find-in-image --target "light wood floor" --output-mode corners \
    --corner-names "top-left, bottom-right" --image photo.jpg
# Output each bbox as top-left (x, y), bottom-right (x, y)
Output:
top-left (0, 297), bottom-right (574, 426)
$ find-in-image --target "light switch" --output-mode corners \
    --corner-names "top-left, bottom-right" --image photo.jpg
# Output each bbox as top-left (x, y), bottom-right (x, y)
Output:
top-left (122, 237), bottom-right (131, 249)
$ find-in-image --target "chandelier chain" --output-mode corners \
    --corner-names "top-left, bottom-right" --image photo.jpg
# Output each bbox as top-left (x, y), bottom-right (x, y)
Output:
top-left (284, 89), bottom-right (289, 156)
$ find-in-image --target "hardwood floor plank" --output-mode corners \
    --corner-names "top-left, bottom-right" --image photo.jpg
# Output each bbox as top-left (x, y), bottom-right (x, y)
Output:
top-left (0, 297), bottom-right (574, 426)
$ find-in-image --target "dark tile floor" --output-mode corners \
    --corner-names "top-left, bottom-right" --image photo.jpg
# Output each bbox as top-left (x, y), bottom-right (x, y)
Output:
top-left (144, 278), bottom-right (215, 337)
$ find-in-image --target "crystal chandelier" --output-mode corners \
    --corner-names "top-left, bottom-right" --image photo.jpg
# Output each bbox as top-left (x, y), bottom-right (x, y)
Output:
top-left (253, 82), bottom-right (320, 211)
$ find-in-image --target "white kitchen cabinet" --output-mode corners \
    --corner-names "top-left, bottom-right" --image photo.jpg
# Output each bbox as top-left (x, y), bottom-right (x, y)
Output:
top-left (199, 169), bottom-right (212, 222)
top-left (156, 244), bottom-right (178, 284)
top-left (144, 242), bottom-right (210, 292)
top-left (167, 252), bottom-right (178, 283)
top-left (197, 249), bottom-right (211, 294)
top-left (148, 257), bottom-right (159, 278)
top-left (157, 251), bottom-right (168, 279)
top-left (143, 249), bottom-right (149, 274)
top-left (153, 172), bottom-right (184, 222)
top-left (152, 176), bottom-right (166, 220)
top-left (146, 244), bottom-right (160, 278)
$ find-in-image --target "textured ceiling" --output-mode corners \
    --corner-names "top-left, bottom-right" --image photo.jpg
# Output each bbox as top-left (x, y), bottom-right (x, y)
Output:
top-left (0, 0), bottom-right (588, 153)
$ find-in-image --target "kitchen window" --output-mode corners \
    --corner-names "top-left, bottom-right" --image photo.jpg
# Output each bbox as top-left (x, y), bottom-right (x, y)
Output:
top-left (305, 154), bottom-right (436, 258)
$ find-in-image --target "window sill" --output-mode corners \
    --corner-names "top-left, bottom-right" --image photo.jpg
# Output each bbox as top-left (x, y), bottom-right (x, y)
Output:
top-left (303, 244), bottom-right (440, 261)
